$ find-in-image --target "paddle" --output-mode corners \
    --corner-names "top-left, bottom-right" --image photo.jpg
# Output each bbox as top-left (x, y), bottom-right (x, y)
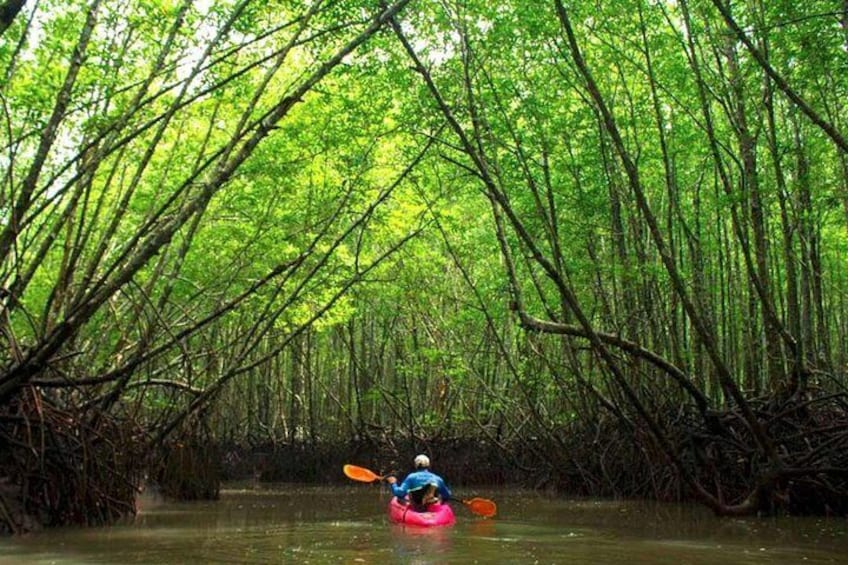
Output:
top-left (342, 464), bottom-right (497, 518)
top-left (456, 497), bottom-right (497, 518)
top-left (343, 464), bottom-right (390, 483)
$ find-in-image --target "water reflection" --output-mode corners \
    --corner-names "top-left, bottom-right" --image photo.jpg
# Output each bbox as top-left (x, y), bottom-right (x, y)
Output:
top-left (389, 524), bottom-right (453, 563)
top-left (0, 485), bottom-right (846, 564)
top-left (465, 517), bottom-right (497, 538)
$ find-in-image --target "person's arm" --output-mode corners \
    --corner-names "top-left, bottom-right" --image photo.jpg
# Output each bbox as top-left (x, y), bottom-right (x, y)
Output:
top-left (437, 477), bottom-right (452, 501)
top-left (387, 476), bottom-right (407, 498)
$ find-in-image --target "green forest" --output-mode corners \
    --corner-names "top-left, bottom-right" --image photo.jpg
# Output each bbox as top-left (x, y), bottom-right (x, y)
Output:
top-left (1, 0), bottom-right (847, 533)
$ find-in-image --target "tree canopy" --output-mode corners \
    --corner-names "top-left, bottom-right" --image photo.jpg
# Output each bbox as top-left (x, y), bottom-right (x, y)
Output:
top-left (1, 0), bottom-right (848, 528)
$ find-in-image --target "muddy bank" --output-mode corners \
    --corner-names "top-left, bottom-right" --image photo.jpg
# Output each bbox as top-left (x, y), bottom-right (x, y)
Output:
top-left (218, 438), bottom-right (518, 486)
top-left (4, 388), bottom-right (848, 535)
top-left (217, 393), bottom-right (848, 518)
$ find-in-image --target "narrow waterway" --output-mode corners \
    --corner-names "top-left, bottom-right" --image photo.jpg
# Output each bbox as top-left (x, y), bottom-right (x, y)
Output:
top-left (1, 484), bottom-right (846, 563)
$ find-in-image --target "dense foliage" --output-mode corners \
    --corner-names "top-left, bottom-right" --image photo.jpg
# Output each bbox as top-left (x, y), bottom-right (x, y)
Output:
top-left (1, 0), bottom-right (847, 530)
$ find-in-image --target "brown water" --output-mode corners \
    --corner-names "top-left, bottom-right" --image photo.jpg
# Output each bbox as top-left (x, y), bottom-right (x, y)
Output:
top-left (1, 484), bottom-right (846, 563)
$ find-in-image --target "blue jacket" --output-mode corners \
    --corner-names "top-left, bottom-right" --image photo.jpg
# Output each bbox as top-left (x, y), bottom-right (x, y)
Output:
top-left (390, 469), bottom-right (452, 501)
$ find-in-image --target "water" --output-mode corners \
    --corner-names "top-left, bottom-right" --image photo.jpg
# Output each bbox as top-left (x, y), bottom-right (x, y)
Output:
top-left (1, 484), bottom-right (846, 563)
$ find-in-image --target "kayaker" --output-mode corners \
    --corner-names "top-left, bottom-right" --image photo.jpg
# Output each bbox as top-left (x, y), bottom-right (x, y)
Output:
top-left (386, 454), bottom-right (452, 510)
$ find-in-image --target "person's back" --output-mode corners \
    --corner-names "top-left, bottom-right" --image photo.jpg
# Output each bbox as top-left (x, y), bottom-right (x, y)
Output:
top-left (387, 455), bottom-right (451, 510)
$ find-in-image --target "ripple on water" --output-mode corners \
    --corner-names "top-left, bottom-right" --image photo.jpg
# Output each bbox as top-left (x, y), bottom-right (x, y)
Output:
top-left (2, 487), bottom-right (848, 564)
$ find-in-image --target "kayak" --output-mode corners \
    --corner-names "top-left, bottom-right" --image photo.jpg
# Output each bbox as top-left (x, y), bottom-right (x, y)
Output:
top-left (388, 497), bottom-right (456, 527)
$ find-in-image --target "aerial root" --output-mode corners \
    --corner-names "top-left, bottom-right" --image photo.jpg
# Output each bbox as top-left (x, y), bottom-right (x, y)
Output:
top-left (0, 386), bottom-right (145, 534)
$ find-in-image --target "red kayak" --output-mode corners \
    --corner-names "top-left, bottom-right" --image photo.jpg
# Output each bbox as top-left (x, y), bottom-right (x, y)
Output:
top-left (388, 497), bottom-right (456, 527)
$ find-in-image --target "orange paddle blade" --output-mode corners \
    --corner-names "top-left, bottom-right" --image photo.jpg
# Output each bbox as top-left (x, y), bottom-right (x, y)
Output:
top-left (463, 497), bottom-right (497, 518)
top-left (343, 464), bottom-right (382, 483)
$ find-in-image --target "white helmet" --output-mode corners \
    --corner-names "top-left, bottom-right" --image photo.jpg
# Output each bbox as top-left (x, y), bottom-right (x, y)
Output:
top-left (414, 454), bottom-right (430, 468)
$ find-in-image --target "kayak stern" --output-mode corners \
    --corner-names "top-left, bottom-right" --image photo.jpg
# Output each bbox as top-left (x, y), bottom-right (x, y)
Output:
top-left (388, 497), bottom-right (456, 527)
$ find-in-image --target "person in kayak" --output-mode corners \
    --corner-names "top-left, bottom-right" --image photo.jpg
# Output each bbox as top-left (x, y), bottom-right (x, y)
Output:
top-left (387, 454), bottom-right (452, 510)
